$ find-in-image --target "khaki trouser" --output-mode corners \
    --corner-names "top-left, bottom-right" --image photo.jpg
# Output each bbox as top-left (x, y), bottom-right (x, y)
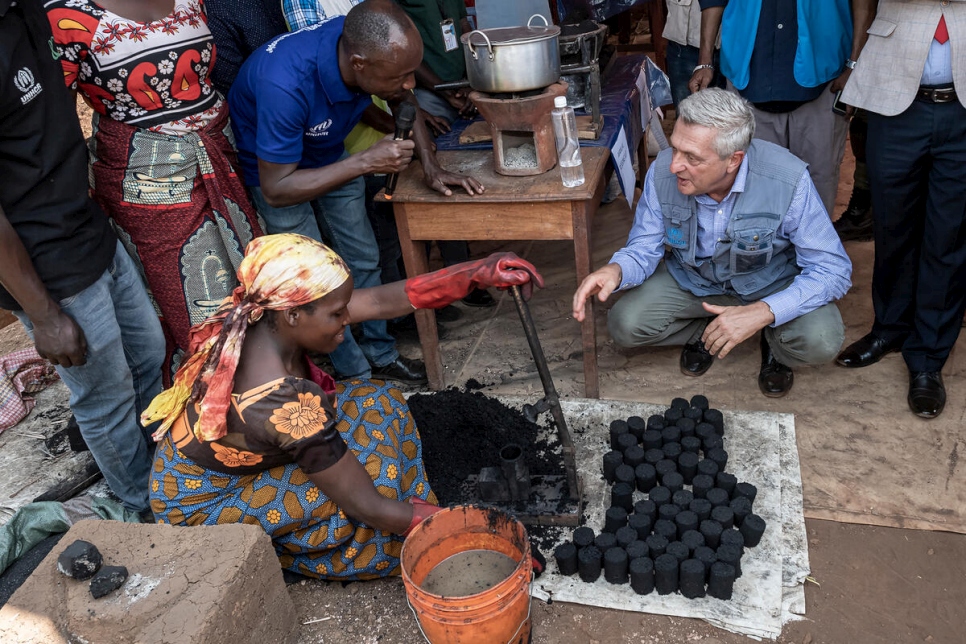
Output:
top-left (607, 263), bottom-right (845, 368)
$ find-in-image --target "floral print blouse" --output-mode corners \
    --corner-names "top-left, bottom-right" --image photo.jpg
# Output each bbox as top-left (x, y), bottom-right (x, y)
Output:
top-left (169, 376), bottom-right (349, 476)
top-left (46, 0), bottom-right (222, 135)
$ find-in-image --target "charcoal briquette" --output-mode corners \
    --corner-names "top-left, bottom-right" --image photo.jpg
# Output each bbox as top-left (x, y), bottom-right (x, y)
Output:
top-left (666, 540), bottom-right (689, 564)
top-left (616, 526), bottom-right (639, 549)
top-left (617, 432), bottom-right (638, 452)
top-left (635, 463), bottom-right (658, 492)
top-left (707, 447), bottom-right (729, 472)
top-left (634, 499), bottom-right (657, 523)
top-left (625, 540), bottom-right (649, 561)
top-left (734, 482), bottom-right (758, 504)
top-left (715, 543), bottom-right (742, 577)
top-left (662, 442), bottom-right (683, 461)
top-left (655, 459), bottom-right (678, 479)
top-left (720, 528), bottom-right (746, 552)
top-left (89, 565), bottom-right (127, 599)
top-left (645, 533), bottom-right (668, 558)
top-left (57, 540), bottom-right (103, 581)
top-left (706, 487), bottom-right (730, 508)
top-left (604, 506), bottom-right (629, 533)
top-left (703, 408), bottom-right (724, 435)
top-left (679, 559), bottom-right (706, 599)
top-left (711, 505), bottom-right (734, 530)
top-left (642, 429), bottom-right (663, 450)
top-left (602, 450), bottom-right (623, 483)
top-left (654, 554), bottom-right (679, 595)
top-left (681, 529), bottom-right (705, 555)
top-left (611, 482), bottom-right (634, 511)
top-left (578, 545), bottom-right (603, 582)
top-left (730, 496), bottom-right (753, 526)
top-left (554, 542), bottom-right (578, 575)
top-left (658, 503), bottom-right (681, 523)
top-left (697, 458), bottom-right (720, 479)
top-left (628, 513), bottom-right (653, 540)
top-left (649, 485), bottom-right (671, 508)
top-left (739, 513), bottom-right (766, 547)
top-left (699, 519), bottom-right (724, 549)
top-left (661, 426), bottom-right (681, 444)
top-left (572, 526), bottom-right (595, 549)
top-left (662, 471), bottom-right (684, 493)
top-left (626, 416), bottom-right (647, 439)
top-left (629, 556), bottom-right (655, 595)
top-left (690, 395), bottom-right (709, 410)
top-left (654, 519), bottom-right (678, 541)
top-left (646, 415), bottom-right (666, 432)
top-left (644, 448), bottom-right (665, 466)
top-left (670, 397), bottom-right (690, 410)
top-left (614, 464), bottom-right (636, 486)
top-left (707, 561), bottom-right (736, 599)
top-left (623, 444), bottom-right (646, 468)
top-left (604, 547), bottom-right (629, 584)
top-left (691, 474), bottom-right (714, 499)
top-left (594, 531), bottom-right (617, 552)
top-left (664, 407), bottom-right (683, 424)
top-left (609, 419), bottom-right (629, 450)
top-left (680, 436), bottom-right (702, 454)
top-left (678, 451), bottom-right (699, 484)
top-left (715, 471), bottom-right (737, 496)
top-left (702, 434), bottom-right (724, 452)
top-left (674, 509), bottom-right (699, 538)
top-left (689, 497), bottom-right (712, 522)
top-left (672, 489), bottom-right (694, 508)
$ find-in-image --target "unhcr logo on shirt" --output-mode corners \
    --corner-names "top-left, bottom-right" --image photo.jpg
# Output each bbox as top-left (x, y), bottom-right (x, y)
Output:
top-left (14, 67), bottom-right (43, 105)
top-left (307, 119), bottom-right (332, 137)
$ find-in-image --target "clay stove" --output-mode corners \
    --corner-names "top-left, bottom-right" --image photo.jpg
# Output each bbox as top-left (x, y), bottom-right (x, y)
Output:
top-left (469, 81), bottom-right (568, 176)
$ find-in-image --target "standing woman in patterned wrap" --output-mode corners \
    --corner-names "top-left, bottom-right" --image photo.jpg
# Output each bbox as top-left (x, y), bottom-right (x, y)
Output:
top-left (141, 234), bottom-right (543, 579)
top-left (45, 0), bottom-right (264, 379)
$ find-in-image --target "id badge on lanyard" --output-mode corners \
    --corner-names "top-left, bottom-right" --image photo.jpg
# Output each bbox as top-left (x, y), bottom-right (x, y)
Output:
top-left (440, 18), bottom-right (459, 52)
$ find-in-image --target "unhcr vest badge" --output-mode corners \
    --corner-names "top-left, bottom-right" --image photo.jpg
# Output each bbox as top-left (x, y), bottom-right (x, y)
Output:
top-left (14, 67), bottom-right (43, 105)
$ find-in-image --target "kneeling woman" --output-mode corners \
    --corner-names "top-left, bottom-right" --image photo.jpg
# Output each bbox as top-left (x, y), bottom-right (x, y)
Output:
top-left (142, 234), bottom-right (542, 580)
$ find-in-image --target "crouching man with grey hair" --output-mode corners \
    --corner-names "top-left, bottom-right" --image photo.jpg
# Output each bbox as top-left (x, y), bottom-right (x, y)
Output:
top-left (573, 88), bottom-right (852, 397)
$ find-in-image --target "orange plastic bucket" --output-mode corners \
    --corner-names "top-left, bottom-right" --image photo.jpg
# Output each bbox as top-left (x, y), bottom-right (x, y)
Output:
top-left (401, 505), bottom-right (533, 644)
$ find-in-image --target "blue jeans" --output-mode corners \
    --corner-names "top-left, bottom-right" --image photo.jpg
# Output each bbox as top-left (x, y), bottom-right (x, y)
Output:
top-left (14, 241), bottom-right (164, 513)
top-left (249, 175), bottom-right (398, 377)
top-left (665, 41), bottom-right (725, 108)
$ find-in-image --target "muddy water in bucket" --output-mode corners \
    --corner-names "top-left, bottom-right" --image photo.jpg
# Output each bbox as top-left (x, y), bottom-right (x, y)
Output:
top-left (402, 506), bottom-right (533, 644)
top-left (421, 549), bottom-right (519, 596)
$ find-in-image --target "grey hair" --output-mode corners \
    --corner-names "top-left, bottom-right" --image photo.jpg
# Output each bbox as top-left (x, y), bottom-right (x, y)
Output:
top-left (677, 88), bottom-right (755, 158)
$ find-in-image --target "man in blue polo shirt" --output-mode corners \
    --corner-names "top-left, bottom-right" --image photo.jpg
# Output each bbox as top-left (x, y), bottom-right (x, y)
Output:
top-left (229, 0), bottom-right (482, 385)
top-left (691, 0), bottom-right (855, 218)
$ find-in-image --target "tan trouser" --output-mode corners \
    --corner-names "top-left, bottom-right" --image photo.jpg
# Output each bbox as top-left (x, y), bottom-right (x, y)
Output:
top-left (607, 263), bottom-right (845, 368)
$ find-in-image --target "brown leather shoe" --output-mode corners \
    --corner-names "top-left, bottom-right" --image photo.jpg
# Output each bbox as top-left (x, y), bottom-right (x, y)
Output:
top-left (758, 335), bottom-right (793, 398)
top-left (680, 340), bottom-right (713, 377)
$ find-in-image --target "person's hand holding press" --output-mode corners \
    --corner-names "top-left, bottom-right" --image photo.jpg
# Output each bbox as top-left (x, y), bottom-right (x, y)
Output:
top-left (404, 252), bottom-right (544, 309)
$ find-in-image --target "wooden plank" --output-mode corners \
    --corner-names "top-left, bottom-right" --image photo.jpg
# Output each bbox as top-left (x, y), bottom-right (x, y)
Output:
top-left (405, 201), bottom-right (574, 241)
top-left (458, 116), bottom-right (599, 145)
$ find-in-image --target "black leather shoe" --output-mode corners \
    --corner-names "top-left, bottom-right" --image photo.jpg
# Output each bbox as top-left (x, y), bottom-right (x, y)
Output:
top-left (462, 288), bottom-right (496, 308)
top-left (371, 356), bottom-right (428, 386)
top-left (680, 340), bottom-right (713, 377)
top-left (908, 371), bottom-right (945, 418)
top-left (759, 335), bottom-right (793, 398)
top-left (836, 333), bottom-right (903, 368)
top-left (833, 189), bottom-right (873, 242)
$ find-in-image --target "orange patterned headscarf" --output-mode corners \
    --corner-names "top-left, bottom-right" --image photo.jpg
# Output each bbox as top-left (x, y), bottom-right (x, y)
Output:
top-left (141, 234), bottom-right (350, 443)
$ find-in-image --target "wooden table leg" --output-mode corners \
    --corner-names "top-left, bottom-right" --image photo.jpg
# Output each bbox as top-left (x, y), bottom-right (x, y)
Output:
top-left (572, 179), bottom-right (606, 399)
top-left (393, 203), bottom-right (444, 390)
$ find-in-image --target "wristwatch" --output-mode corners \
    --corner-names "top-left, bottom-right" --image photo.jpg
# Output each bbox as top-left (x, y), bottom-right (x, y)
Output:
top-left (845, 59), bottom-right (857, 70)
top-left (692, 64), bottom-right (715, 75)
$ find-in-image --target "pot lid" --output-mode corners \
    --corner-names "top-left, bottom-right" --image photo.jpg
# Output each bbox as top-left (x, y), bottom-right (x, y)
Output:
top-left (463, 25), bottom-right (561, 47)
top-left (560, 20), bottom-right (604, 38)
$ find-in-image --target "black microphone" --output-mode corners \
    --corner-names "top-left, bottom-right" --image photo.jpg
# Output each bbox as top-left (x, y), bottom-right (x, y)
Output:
top-left (383, 102), bottom-right (418, 200)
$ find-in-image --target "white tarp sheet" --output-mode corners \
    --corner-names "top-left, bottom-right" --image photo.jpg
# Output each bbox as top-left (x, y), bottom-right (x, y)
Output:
top-left (505, 397), bottom-right (808, 640)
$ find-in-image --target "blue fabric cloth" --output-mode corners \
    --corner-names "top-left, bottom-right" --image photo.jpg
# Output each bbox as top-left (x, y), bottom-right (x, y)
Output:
top-left (609, 146), bottom-right (852, 327)
top-left (699, 0), bottom-right (851, 103)
top-left (248, 176), bottom-right (399, 378)
top-left (13, 243), bottom-right (164, 513)
top-left (205, 0), bottom-right (288, 96)
top-left (227, 17), bottom-right (373, 187)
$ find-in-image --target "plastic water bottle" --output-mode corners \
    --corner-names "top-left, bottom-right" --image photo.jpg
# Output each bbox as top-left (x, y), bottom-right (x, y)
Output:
top-left (551, 96), bottom-right (585, 188)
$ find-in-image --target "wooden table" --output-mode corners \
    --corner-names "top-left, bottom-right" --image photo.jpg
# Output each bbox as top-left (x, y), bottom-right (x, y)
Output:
top-left (383, 146), bottom-right (610, 398)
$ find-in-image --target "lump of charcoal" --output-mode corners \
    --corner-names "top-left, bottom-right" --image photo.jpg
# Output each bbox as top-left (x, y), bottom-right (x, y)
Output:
top-left (57, 540), bottom-right (103, 580)
top-left (90, 565), bottom-right (128, 598)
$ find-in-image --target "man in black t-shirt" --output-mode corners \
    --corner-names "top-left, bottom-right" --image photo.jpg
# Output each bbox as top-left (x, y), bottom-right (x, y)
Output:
top-left (0, 0), bottom-right (165, 515)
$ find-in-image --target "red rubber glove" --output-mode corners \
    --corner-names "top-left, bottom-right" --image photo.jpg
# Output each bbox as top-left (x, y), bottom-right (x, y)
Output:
top-left (404, 253), bottom-right (545, 310)
top-left (402, 497), bottom-right (443, 537)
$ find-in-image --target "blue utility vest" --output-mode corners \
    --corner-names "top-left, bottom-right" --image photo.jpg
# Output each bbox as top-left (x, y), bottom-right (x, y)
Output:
top-left (720, 0), bottom-right (852, 90)
top-left (654, 140), bottom-right (807, 300)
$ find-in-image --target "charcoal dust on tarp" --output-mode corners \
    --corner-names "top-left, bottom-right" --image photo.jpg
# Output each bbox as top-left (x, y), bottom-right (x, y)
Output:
top-left (408, 387), bottom-right (564, 507)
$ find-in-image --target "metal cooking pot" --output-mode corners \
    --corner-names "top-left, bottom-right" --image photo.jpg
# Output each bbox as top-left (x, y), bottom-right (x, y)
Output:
top-left (457, 15), bottom-right (561, 93)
